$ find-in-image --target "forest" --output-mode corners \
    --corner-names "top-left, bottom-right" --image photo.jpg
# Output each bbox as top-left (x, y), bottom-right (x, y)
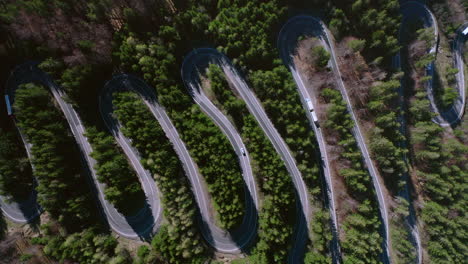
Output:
top-left (85, 127), bottom-right (146, 215)
top-left (0, 0), bottom-right (466, 263)
top-left (112, 91), bottom-right (206, 263)
top-left (404, 22), bottom-right (467, 263)
top-left (13, 82), bottom-right (97, 230)
top-left (320, 88), bottom-right (383, 263)
top-left (207, 64), bottom-right (312, 263)
top-left (0, 129), bottom-right (33, 201)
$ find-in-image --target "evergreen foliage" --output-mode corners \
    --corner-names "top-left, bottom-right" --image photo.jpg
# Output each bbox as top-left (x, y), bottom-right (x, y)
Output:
top-left (85, 127), bottom-right (145, 215)
top-left (13, 82), bottom-right (96, 229)
top-left (112, 92), bottom-right (206, 263)
top-left (0, 129), bottom-right (33, 200)
top-left (405, 35), bottom-right (468, 263)
top-left (321, 88), bottom-right (383, 263)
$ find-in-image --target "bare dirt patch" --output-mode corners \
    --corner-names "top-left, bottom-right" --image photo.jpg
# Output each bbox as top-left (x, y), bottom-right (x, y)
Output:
top-left (294, 38), bottom-right (361, 240)
top-left (334, 38), bottom-right (400, 207)
top-left (0, 223), bottom-right (52, 264)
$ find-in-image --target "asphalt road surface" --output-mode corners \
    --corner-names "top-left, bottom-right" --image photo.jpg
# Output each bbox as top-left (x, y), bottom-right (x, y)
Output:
top-left (102, 74), bottom-right (259, 253)
top-left (401, 1), bottom-right (466, 127)
top-left (396, 2), bottom-right (467, 262)
top-left (0, 65), bottom-right (46, 223)
top-left (4, 62), bottom-right (161, 239)
top-left (276, 15), bottom-right (392, 264)
top-left (182, 48), bottom-right (310, 263)
top-left (278, 15), bottom-right (343, 264)
top-left (180, 55), bottom-right (260, 250)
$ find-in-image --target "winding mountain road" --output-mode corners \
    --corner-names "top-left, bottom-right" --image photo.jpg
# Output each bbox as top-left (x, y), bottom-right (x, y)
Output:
top-left (4, 63), bottom-right (161, 239)
top-left (182, 48), bottom-right (310, 262)
top-left (277, 16), bottom-right (391, 264)
top-left (103, 74), bottom-right (258, 253)
top-left (396, 2), bottom-right (467, 262)
top-left (0, 69), bottom-right (42, 223)
top-left (401, 1), bottom-right (466, 127)
top-left (180, 54), bottom-right (260, 250)
top-left (278, 16), bottom-right (343, 264)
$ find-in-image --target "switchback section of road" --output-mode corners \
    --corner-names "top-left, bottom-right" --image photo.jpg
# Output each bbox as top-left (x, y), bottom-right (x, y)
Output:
top-left (103, 74), bottom-right (256, 253)
top-left (0, 115), bottom-right (41, 222)
top-left (0, 65), bottom-right (47, 223)
top-left (278, 16), bottom-right (343, 264)
top-left (5, 62), bottom-right (160, 239)
top-left (277, 16), bottom-right (392, 264)
top-left (182, 48), bottom-right (310, 262)
top-left (181, 53), bottom-right (259, 250)
top-left (396, 2), bottom-right (466, 263)
top-left (400, 1), bottom-right (466, 127)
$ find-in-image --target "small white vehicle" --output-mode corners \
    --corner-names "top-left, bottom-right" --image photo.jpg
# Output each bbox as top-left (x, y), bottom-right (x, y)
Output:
top-left (311, 111), bottom-right (319, 127)
top-left (5, 95), bottom-right (12, 116)
top-left (305, 97), bottom-right (314, 112)
top-left (240, 147), bottom-right (246, 156)
top-left (462, 27), bottom-right (468, 36)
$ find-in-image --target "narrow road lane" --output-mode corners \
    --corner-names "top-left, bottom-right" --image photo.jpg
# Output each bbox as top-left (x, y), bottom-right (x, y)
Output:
top-left (278, 16), bottom-right (343, 264)
top-left (182, 48), bottom-right (310, 263)
top-left (103, 74), bottom-right (258, 253)
top-left (401, 1), bottom-right (466, 127)
top-left (5, 63), bottom-right (161, 239)
top-left (277, 16), bottom-right (392, 264)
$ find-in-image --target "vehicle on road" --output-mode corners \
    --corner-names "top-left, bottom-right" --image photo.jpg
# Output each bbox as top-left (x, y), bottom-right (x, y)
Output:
top-left (305, 97), bottom-right (314, 112)
top-left (462, 27), bottom-right (468, 35)
top-left (311, 111), bottom-right (319, 127)
top-left (240, 147), bottom-right (246, 156)
top-left (5, 95), bottom-right (12, 116)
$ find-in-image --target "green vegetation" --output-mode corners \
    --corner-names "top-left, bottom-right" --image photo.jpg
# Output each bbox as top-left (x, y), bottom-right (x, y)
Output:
top-left (249, 66), bottom-right (323, 194)
top-left (327, 0), bottom-right (401, 60)
top-left (305, 209), bottom-right (333, 264)
top-left (38, 59), bottom-right (94, 105)
top-left (368, 78), bottom-right (417, 263)
top-left (434, 66), bottom-right (459, 110)
top-left (19, 253), bottom-right (33, 262)
top-left (311, 46), bottom-right (331, 69)
top-left (13, 82), bottom-right (96, 229)
top-left (85, 127), bottom-right (145, 215)
top-left (206, 64), bottom-right (297, 263)
top-left (112, 92), bottom-right (206, 263)
top-left (347, 39), bottom-right (366, 53)
top-left (321, 88), bottom-right (383, 263)
top-left (0, 129), bottom-right (33, 200)
top-left (368, 79), bottom-right (407, 191)
top-left (208, 1), bottom-right (286, 70)
top-left (116, 28), bottom-right (246, 232)
top-left (207, 1), bottom-right (332, 261)
top-left (405, 29), bottom-right (468, 263)
top-left (31, 224), bottom-right (131, 264)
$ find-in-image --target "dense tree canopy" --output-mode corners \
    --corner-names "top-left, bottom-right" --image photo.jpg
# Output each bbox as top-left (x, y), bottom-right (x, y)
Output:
top-left (85, 127), bottom-right (145, 215)
top-left (0, 129), bottom-right (33, 200)
top-left (13, 82), bottom-right (96, 229)
top-left (207, 64), bottom-right (299, 263)
top-left (113, 92), bottom-right (206, 263)
top-left (321, 87), bottom-right (383, 263)
top-left (404, 26), bottom-right (468, 263)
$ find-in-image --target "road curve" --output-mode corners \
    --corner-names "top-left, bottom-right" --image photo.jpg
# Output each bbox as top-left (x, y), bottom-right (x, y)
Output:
top-left (401, 1), bottom-right (466, 127)
top-left (180, 53), bottom-right (260, 250)
top-left (5, 62), bottom-right (161, 239)
top-left (277, 15), bottom-right (343, 264)
top-left (103, 74), bottom-right (258, 253)
top-left (396, 2), bottom-right (467, 263)
top-left (276, 16), bottom-right (392, 263)
top-left (0, 125), bottom-right (41, 222)
top-left (182, 48), bottom-right (310, 262)
top-left (0, 66), bottom-right (46, 223)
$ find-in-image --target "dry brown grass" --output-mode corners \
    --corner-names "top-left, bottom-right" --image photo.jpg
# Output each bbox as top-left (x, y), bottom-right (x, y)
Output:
top-left (294, 38), bottom-right (364, 240)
